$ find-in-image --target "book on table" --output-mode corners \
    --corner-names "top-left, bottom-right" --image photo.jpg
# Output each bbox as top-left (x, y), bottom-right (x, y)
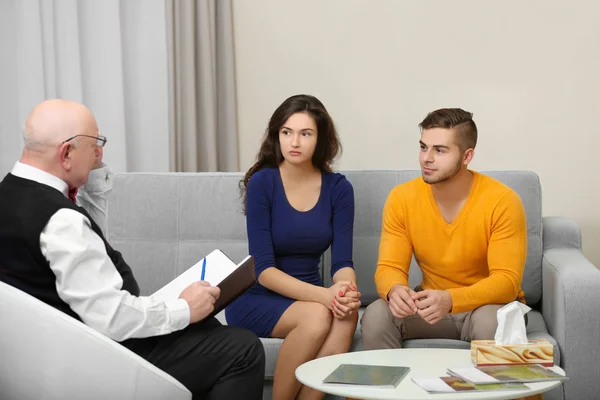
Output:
top-left (447, 364), bottom-right (568, 385)
top-left (412, 376), bottom-right (530, 394)
top-left (322, 364), bottom-right (410, 388)
top-left (152, 249), bottom-right (255, 318)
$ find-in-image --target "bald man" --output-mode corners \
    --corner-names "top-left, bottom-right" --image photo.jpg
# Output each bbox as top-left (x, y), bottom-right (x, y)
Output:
top-left (18, 99), bottom-right (113, 234)
top-left (0, 100), bottom-right (265, 399)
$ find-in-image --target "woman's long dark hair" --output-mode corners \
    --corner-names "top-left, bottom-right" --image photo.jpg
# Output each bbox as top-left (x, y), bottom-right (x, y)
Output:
top-left (240, 94), bottom-right (341, 214)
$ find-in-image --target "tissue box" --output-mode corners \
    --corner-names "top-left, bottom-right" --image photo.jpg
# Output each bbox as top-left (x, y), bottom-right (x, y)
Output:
top-left (470, 339), bottom-right (554, 367)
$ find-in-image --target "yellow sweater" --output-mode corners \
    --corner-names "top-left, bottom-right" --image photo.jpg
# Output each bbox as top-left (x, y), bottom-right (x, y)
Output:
top-left (375, 171), bottom-right (527, 313)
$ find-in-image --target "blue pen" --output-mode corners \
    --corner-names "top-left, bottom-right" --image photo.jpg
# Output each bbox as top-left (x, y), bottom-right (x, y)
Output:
top-left (200, 258), bottom-right (207, 280)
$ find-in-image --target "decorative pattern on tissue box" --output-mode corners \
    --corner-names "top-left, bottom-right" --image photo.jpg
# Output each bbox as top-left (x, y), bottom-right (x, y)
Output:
top-left (470, 339), bottom-right (553, 367)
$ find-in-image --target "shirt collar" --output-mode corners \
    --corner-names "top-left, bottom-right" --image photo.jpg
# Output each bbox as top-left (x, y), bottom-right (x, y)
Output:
top-left (11, 161), bottom-right (69, 198)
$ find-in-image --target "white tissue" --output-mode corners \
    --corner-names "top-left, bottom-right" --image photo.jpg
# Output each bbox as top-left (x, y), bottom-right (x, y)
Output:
top-left (494, 301), bottom-right (531, 345)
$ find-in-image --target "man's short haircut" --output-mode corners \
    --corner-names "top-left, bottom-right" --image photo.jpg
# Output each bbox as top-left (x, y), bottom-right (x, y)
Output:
top-left (419, 108), bottom-right (477, 152)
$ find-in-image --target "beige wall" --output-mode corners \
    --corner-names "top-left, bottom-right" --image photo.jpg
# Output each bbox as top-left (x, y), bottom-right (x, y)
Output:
top-left (232, 0), bottom-right (600, 266)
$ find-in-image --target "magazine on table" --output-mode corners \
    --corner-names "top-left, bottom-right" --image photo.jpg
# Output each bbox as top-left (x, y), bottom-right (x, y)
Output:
top-left (412, 376), bottom-right (529, 394)
top-left (447, 364), bottom-right (568, 385)
top-left (322, 364), bottom-right (410, 388)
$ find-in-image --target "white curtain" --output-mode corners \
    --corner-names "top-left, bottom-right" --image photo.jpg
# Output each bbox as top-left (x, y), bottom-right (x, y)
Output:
top-left (0, 0), bottom-right (238, 175)
top-left (0, 0), bottom-right (171, 174)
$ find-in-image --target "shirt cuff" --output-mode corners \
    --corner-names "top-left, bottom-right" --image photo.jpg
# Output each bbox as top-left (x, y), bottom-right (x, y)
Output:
top-left (165, 298), bottom-right (191, 331)
top-left (83, 164), bottom-right (114, 193)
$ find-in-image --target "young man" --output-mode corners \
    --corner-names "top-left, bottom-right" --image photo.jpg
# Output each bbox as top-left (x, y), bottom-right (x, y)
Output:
top-left (0, 99), bottom-right (265, 399)
top-left (360, 108), bottom-right (527, 349)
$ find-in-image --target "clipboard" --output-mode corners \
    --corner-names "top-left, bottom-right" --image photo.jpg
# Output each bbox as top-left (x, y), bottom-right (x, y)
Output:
top-left (211, 254), bottom-right (255, 317)
top-left (152, 250), bottom-right (256, 317)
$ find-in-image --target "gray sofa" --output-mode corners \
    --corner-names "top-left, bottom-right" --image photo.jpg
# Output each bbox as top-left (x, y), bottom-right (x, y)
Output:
top-left (102, 169), bottom-right (600, 400)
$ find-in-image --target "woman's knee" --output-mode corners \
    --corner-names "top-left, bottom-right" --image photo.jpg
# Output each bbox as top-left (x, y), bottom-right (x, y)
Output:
top-left (348, 308), bottom-right (359, 326)
top-left (343, 309), bottom-right (359, 335)
top-left (333, 312), bottom-right (359, 347)
top-left (331, 311), bottom-right (359, 340)
top-left (298, 302), bottom-right (333, 339)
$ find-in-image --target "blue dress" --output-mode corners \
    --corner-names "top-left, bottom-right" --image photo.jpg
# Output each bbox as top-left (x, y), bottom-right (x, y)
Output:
top-left (225, 168), bottom-right (355, 338)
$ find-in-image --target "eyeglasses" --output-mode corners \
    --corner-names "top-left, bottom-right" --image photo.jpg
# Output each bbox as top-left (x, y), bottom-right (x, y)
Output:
top-left (63, 135), bottom-right (107, 148)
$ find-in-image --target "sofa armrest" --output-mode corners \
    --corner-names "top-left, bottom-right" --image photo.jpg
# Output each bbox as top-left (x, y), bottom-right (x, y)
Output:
top-left (542, 216), bottom-right (582, 250)
top-left (0, 282), bottom-right (191, 400)
top-left (542, 218), bottom-right (600, 399)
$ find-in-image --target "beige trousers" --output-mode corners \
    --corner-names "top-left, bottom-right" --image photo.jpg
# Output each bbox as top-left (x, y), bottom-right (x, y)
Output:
top-left (360, 298), bottom-right (504, 350)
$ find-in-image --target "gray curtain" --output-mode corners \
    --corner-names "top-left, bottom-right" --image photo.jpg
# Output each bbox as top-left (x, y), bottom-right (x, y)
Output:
top-left (166, 0), bottom-right (239, 172)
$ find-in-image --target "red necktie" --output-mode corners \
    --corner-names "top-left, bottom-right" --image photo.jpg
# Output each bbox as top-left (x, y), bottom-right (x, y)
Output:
top-left (68, 187), bottom-right (78, 203)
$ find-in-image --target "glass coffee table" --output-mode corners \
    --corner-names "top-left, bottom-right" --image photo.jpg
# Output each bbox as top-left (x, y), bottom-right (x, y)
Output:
top-left (295, 348), bottom-right (564, 399)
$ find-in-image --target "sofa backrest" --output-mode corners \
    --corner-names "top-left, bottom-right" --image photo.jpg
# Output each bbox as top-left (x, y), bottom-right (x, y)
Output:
top-left (106, 173), bottom-right (249, 295)
top-left (106, 170), bottom-right (542, 307)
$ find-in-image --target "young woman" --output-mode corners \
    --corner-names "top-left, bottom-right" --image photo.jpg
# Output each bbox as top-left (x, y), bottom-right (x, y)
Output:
top-left (225, 94), bottom-right (361, 400)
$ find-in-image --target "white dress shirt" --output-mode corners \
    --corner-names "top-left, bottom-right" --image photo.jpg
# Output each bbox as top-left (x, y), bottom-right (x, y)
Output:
top-left (11, 162), bottom-right (190, 342)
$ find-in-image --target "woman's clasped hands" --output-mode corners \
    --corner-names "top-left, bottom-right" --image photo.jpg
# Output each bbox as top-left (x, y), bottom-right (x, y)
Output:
top-left (325, 280), bottom-right (361, 320)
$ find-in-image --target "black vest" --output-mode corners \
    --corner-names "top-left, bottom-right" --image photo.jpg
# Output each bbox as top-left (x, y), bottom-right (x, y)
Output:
top-left (0, 173), bottom-right (140, 321)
